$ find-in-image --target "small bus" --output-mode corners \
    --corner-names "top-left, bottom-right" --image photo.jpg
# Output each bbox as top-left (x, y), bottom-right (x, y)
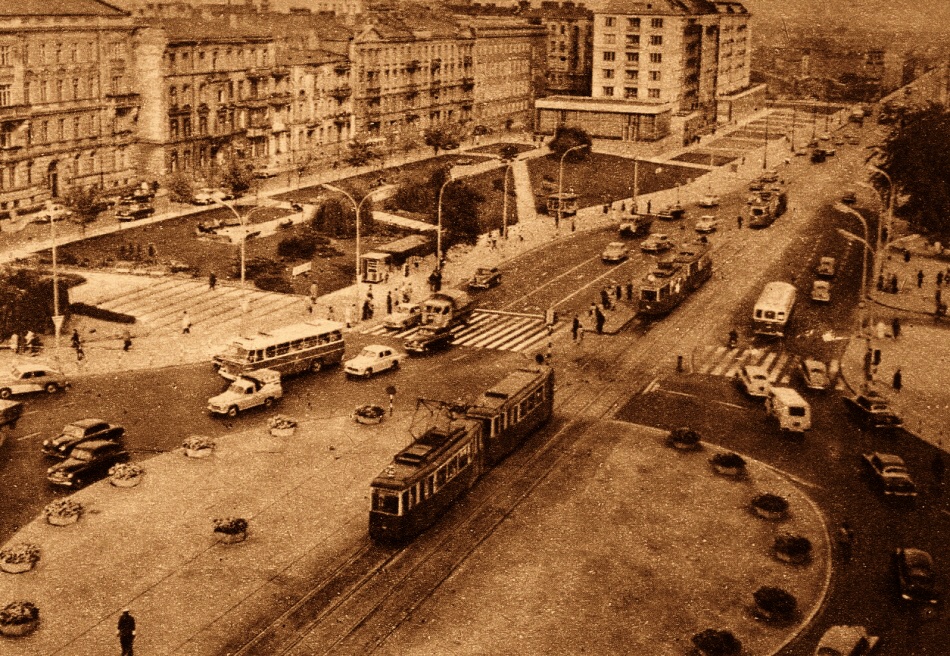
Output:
top-left (753, 282), bottom-right (796, 337)
top-left (213, 319), bottom-right (345, 380)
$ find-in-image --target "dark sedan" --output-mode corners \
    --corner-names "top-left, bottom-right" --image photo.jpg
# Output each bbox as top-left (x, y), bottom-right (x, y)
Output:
top-left (405, 328), bottom-right (454, 355)
top-left (895, 547), bottom-right (939, 604)
top-left (47, 440), bottom-right (130, 488)
top-left (843, 391), bottom-right (903, 429)
top-left (468, 267), bottom-right (502, 290)
top-left (116, 202), bottom-right (155, 222)
top-left (42, 418), bottom-right (125, 458)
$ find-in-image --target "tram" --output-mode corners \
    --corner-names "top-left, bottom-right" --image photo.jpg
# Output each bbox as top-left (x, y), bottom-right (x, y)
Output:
top-left (637, 240), bottom-right (712, 316)
top-left (369, 365), bottom-right (555, 542)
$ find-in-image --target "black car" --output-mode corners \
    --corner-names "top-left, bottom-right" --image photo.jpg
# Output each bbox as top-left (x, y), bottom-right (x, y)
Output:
top-left (42, 418), bottom-right (125, 458)
top-left (843, 391), bottom-right (903, 429)
top-left (894, 547), bottom-right (939, 604)
top-left (47, 440), bottom-right (130, 488)
top-left (116, 202), bottom-right (155, 222)
top-left (405, 328), bottom-right (454, 355)
top-left (468, 267), bottom-right (502, 290)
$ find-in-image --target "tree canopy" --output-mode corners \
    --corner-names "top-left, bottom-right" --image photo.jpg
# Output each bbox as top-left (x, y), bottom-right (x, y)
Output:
top-left (60, 185), bottom-right (103, 232)
top-left (221, 159), bottom-right (253, 196)
top-left (873, 102), bottom-right (950, 236)
top-left (548, 126), bottom-right (592, 161)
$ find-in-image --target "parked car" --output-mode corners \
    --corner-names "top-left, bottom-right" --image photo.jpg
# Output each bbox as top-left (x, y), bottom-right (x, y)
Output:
top-left (601, 242), bottom-right (630, 263)
top-left (46, 439), bottom-right (130, 488)
top-left (847, 135), bottom-right (861, 145)
top-left (811, 280), bottom-right (832, 303)
top-left (843, 390), bottom-right (903, 429)
top-left (697, 194), bottom-right (720, 208)
top-left (468, 266), bottom-right (502, 290)
top-left (191, 188), bottom-right (233, 205)
top-left (735, 365), bottom-right (770, 398)
top-left (863, 452), bottom-right (917, 498)
top-left (813, 625), bottom-right (879, 656)
top-left (42, 418), bottom-right (125, 458)
top-left (116, 202), bottom-right (155, 222)
top-left (0, 364), bottom-right (69, 398)
top-left (894, 547), bottom-right (939, 604)
top-left (640, 233), bottom-right (673, 253)
top-left (799, 358), bottom-right (831, 391)
top-left (344, 345), bottom-right (405, 378)
top-left (34, 204), bottom-right (73, 223)
top-left (253, 164), bottom-right (281, 178)
top-left (841, 190), bottom-right (857, 204)
top-left (816, 256), bottom-right (837, 278)
top-left (694, 216), bottom-right (720, 234)
top-left (384, 303), bottom-right (423, 331)
top-left (760, 169), bottom-right (780, 183)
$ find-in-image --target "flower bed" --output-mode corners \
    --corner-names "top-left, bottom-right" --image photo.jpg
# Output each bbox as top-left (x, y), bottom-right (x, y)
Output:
top-left (773, 533), bottom-right (813, 565)
top-left (751, 493), bottom-right (789, 521)
top-left (691, 628), bottom-right (741, 656)
top-left (268, 415), bottom-right (297, 437)
top-left (183, 435), bottom-right (215, 458)
top-left (710, 452), bottom-right (746, 477)
top-left (0, 543), bottom-right (40, 574)
top-left (353, 404), bottom-right (385, 425)
top-left (666, 426), bottom-right (701, 451)
top-left (43, 498), bottom-right (83, 526)
top-left (752, 586), bottom-right (798, 622)
top-left (109, 462), bottom-right (145, 488)
top-left (0, 601), bottom-right (39, 637)
top-left (213, 517), bottom-right (248, 544)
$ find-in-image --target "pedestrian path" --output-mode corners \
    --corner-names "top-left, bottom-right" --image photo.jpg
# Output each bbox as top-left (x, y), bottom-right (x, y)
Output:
top-left (692, 344), bottom-right (841, 387)
top-left (361, 309), bottom-right (559, 353)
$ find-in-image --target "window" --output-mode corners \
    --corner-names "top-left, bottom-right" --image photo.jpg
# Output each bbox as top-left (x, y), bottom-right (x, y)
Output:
top-left (604, 34), bottom-right (616, 45)
top-left (23, 81), bottom-right (29, 103)
top-left (602, 69), bottom-right (614, 79)
top-left (602, 51), bottom-right (615, 62)
top-left (627, 17), bottom-right (640, 29)
top-left (648, 88), bottom-right (660, 98)
top-left (169, 118), bottom-right (179, 138)
top-left (0, 46), bottom-right (9, 67)
top-left (626, 35), bottom-right (640, 46)
top-left (650, 53), bottom-right (662, 63)
top-left (70, 43), bottom-right (78, 62)
top-left (39, 81), bottom-right (48, 102)
top-left (73, 78), bottom-right (79, 99)
top-left (649, 70), bottom-right (661, 81)
top-left (604, 17), bottom-right (616, 27)
top-left (40, 121), bottom-right (48, 142)
top-left (0, 124), bottom-right (13, 148)
top-left (650, 35), bottom-right (663, 45)
top-left (57, 118), bottom-right (65, 140)
top-left (56, 79), bottom-right (63, 101)
top-left (73, 116), bottom-right (80, 138)
top-left (624, 87), bottom-right (637, 99)
top-left (626, 52), bottom-right (639, 63)
top-left (651, 18), bottom-right (664, 28)
top-left (602, 86), bottom-right (614, 96)
top-left (625, 69), bottom-right (638, 80)
top-left (0, 84), bottom-right (10, 107)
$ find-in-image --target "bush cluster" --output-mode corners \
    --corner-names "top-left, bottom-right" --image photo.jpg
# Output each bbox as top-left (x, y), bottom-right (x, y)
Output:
top-left (69, 302), bottom-right (136, 324)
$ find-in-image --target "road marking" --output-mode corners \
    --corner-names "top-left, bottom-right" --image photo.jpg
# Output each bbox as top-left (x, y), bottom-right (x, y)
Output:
top-left (760, 463), bottom-right (824, 490)
top-left (654, 387), bottom-right (746, 410)
top-left (17, 432), bottom-right (40, 441)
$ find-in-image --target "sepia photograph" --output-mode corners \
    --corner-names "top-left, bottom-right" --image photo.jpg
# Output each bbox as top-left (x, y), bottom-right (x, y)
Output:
top-left (0, 0), bottom-right (947, 653)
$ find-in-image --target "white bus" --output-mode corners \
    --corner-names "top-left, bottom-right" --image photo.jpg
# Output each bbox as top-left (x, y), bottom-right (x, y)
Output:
top-left (213, 320), bottom-right (345, 380)
top-left (753, 282), bottom-right (797, 337)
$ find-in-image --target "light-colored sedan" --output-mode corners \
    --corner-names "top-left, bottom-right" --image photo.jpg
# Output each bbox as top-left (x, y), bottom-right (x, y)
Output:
top-left (192, 188), bottom-right (234, 205)
top-left (601, 242), bottom-right (630, 263)
top-left (344, 345), bottom-right (405, 378)
top-left (813, 625), bottom-right (878, 656)
top-left (799, 358), bottom-right (831, 390)
top-left (694, 216), bottom-right (720, 234)
top-left (697, 194), bottom-right (720, 208)
top-left (640, 233), bottom-right (673, 253)
top-left (384, 303), bottom-right (422, 331)
top-left (0, 364), bottom-right (69, 398)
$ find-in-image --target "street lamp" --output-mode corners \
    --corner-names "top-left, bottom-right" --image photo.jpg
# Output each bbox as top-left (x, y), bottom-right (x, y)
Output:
top-left (867, 164), bottom-right (894, 279)
top-left (501, 161), bottom-right (513, 239)
top-left (213, 199), bottom-right (271, 331)
top-left (558, 144), bottom-right (587, 229)
top-left (321, 184), bottom-right (385, 313)
top-left (47, 204), bottom-right (62, 353)
top-left (436, 173), bottom-right (455, 265)
top-left (836, 203), bottom-right (872, 329)
top-left (763, 101), bottom-right (770, 170)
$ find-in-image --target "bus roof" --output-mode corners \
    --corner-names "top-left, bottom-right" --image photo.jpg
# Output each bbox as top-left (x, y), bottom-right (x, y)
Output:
top-left (467, 367), bottom-right (548, 415)
top-left (756, 282), bottom-right (797, 307)
top-left (229, 320), bottom-right (345, 350)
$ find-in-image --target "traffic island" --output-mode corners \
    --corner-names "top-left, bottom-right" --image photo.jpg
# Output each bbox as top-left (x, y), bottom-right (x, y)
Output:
top-left (372, 421), bottom-right (830, 656)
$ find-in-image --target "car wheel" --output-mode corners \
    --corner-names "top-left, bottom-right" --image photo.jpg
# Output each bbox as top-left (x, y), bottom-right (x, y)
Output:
top-left (363, 369), bottom-right (373, 379)
top-left (310, 359), bottom-right (323, 373)
top-left (227, 406), bottom-right (239, 418)
top-left (0, 388), bottom-right (10, 399)
top-left (45, 382), bottom-right (59, 394)
top-left (264, 397), bottom-right (274, 409)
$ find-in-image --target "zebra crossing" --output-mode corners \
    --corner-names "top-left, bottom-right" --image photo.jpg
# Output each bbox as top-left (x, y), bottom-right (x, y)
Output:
top-left (693, 344), bottom-right (840, 386)
top-left (362, 309), bottom-right (558, 353)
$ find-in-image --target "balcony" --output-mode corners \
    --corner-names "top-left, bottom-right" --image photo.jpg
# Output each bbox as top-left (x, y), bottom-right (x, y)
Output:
top-left (461, 77), bottom-right (475, 91)
top-left (330, 86), bottom-right (352, 101)
top-left (169, 103), bottom-right (192, 115)
top-left (267, 91), bottom-right (293, 106)
top-left (246, 68), bottom-right (270, 80)
top-left (406, 60), bottom-right (421, 73)
top-left (237, 96), bottom-right (269, 109)
top-left (271, 66), bottom-right (290, 78)
top-left (245, 126), bottom-right (268, 138)
top-left (333, 62), bottom-right (351, 75)
top-left (463, 55), bottom-right (473, 66)
top-left (333, 113), bottom-right (350, 127)
top-left (0, 104), bottom-right (30, 121)
top-left (105, 91), bottom-right (140, 109)
top-left (430, 58), bottom-right (442, 72)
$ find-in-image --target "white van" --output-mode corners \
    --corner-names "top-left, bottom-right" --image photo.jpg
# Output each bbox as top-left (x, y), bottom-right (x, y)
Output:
top-left (736, 365), bottom-right (771, 398)
top-left (766, 387), bottom-right (811, 433)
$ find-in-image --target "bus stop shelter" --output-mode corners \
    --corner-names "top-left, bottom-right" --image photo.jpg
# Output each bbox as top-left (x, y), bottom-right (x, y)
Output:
top-left (360, 251), bottom-right (392, 283)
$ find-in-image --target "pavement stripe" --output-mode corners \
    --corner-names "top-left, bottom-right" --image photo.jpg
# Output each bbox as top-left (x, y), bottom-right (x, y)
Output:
top-left (710, 348), bottom-right (740, 376)
top-left (698, 345), bottom-right (727, 374)
top-left (767, 353), bottom-right (790, 382)
top-left (723, 349), bottom-right (754, 379)
top-left (510, 324), bottom-right (560, 353)
top-left (458, 317), bottom-right (537, 348)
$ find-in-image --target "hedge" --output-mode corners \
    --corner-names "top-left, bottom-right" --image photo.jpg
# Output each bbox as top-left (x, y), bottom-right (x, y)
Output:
top-left (70, 302), bottom-right (136, 324)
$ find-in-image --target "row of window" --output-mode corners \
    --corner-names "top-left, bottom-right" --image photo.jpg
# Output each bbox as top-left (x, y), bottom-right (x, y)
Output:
top-left (0, 41), bottom-right (125, 67)
top-left (602, 69), bottom-right (660, 82)
top-left (166, 47), bottom-right (271, 74)
top-left (372, 442), bottom-right (474, 516)
top-left (602, 86), bottom-right (661, 99)
top-left (602, 34), bottom-right (663, 46)
top-left (603, 16), bottom-right (663, 29)
top-left (603, 51), bottom-right (661, 64)
top-left (0, 148), bottom-right (129, 190)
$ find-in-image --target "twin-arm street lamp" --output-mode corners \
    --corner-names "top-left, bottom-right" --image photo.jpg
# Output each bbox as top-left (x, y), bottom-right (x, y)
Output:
top-left (321, 184), bottom-right (385, 313)
top-left (835, 202), bottom-right (872, 330)
top-left (867, 164), bottom-right (894, 279)
top-left (436, 173), bottom-right (456, 266)
top-left (558, 144), bottom-right (587, 229)
top-left (213, 199), bottom-right (271, 332)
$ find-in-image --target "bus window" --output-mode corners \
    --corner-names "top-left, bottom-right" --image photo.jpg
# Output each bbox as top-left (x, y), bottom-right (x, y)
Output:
top-left (290, 339), bottom-right (303, 351)
top-left (265, 345), bottom-right (276, 358)
top-left (275, 342), bottom-right (289, 356)
top-left (436, 467), bottom-right (446, 487)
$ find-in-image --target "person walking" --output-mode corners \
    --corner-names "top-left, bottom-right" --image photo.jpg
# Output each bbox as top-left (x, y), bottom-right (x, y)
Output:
top-left (600, 288), bottom-right (611, 310)
top-left (595, 306), bottom-right (605, 334)
top-left (736, 214), bottom-right (743, 229)
top-left (892, 316), bottom-right (901, 339)
top-left (938, 271), bottom-right (945, 287)
top-left (117, 609), bottom-right (136, 656)
top-left (571, 314), bottom-right (580, 342)
top-left (208, 272), bottom-right (217, 290)
top-left (71, 329), bottom-right (81, 352)
top-left (917, 270), bottom-right (924, 288)
top-left (9, 332), bottom-right (18, 355)
top-left (386, 291), bottom-right (393, 315)
top-left (305, 295), bottom-right (313, 315)
top-left (892, 367), bottom-right (902, 392)
top-left (615, 284), bottom-right (622, 301)
top-left (122, 329), bottom-right (132, 352)
top-left (181, 310), bottom-right (191, 335)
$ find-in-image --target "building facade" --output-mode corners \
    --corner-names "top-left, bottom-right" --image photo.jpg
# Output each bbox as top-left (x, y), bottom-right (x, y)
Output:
top-left (0, 0), bottom-right (140, 215)
top-left (526, 3), bottom-right (593, 97)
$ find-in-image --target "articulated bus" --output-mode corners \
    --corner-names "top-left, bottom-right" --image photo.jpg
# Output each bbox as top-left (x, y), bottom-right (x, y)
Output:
top-left (213, 319), bottom-right (345, 379)
top-left (753, 282), bottom-right (797, 337)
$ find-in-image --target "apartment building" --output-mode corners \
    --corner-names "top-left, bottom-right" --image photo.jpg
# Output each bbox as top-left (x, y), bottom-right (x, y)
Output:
top-left (524, 3), bottom-right (593, 97)
top-left (0, 0), bottom-right (139, 215)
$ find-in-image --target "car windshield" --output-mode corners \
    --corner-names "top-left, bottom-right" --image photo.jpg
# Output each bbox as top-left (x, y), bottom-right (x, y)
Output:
top-left (69, 449), bottom-right (94, 462)
top-left (359, 348), bottom-right (379, 358)
top-left (62, 424), bottom-right (88, 438)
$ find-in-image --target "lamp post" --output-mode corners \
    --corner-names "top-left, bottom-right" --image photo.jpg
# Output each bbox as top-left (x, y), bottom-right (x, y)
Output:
top-left (213, 200), bottom-right (270, 332)
top-left (867, 164), bottom-right (894, 279)
top-left (321, 184), bottom-right (384, 314)
top-left (501, 161), bottom-right (513, 239)
top-left (558, 144), bottom-right (587, 229)
top-left (763, 101), bottom-right (770, 170)
top-left (836, 202), bottom-right (871, 330)
top-left (436, 174), bottom-right (455, 266)
top-left (48, 206), bottom-right (62, 353)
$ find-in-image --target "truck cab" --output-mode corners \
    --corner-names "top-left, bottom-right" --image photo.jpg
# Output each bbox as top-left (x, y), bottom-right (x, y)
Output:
top-left (208, 368), bottom-right (282, 418)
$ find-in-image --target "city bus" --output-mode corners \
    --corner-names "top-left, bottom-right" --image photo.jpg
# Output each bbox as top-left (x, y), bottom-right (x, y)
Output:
top-left (213, 319), bottom-right (345, 379)
top-left (752, 282), bottom-right (797, 337)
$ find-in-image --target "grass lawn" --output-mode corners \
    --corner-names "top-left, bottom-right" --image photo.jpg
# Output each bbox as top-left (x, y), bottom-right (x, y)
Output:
top-left (672, 152), bottom-right (738, 166)
top-left (468, 141), bottom-right (534, 157)
top-left (526, 152), bottom-right (704, 211)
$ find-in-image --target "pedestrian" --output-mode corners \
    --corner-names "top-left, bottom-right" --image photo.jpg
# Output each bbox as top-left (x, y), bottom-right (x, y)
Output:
top-left (615, 284), bottom-right (622, 301)
top-left (328, 306), bottom-right (335, 321)
top-left (904, 249), bottom-right (911, 263)
top-left (208, 272), bottom-right (217, 290)
top-left (917, 270), bottom-right (924, 288)
top-left (75, 344), bottom-right (85, 363)
top-left (305, 295), bottom-right (313, 314)
top-left (344, 305), bottom-right (353, 328)
top-left (892, 367), bottom-right (902, 392)
top-left (939, 271), bottom-right (945, 287)
top-left (646, 200), bottom-right (652, 214)
top-left (117, 609), bottom-right (136, 656)
top-left (571, 314), bottom-right (580, 341)
top-left (545, 340), bottom-right (553, 364)
top-left (362, 299), bottom-right (371, 321)
top-left (737, 214), bottom-right (743, 229)
top-left (933, 453), bottom-right (946, 485)
top-left (938, 288), bottom-right (944, 308)
top-left (945, 266), bottom-right (950, 285)
top-left (890, 274), bottom-right (898, 294)
top-left (600, 288), bottom-right (611, 310)
top-left (8, 332), bottom-right (18, 355)
top-left (386, 291), bottom-right (393, 315)
top-left (122, 329), bottom-right (132, 352)
top-left (403, 262), bottom-right (410, 277)
top-left (863, 346), bottom-right (873, 381)
top-left (892, 316), bottom-right (901, 339)
top-left (837, 522), bottom-right (854, 563)
top-left (181, 310), bottom-right (191, 335)
top-left (877, 274), bottom-right (884, 292)
top-left (595, 307), bottom-right (605, 334)
top-left (24, 330), bottom-right (36, 354)
top-left (71, 328), bottom-right (81, 351)
top-left (577, 322), bottom-right (585, 342)
top-left (626, 282), bottom-right (633, 300)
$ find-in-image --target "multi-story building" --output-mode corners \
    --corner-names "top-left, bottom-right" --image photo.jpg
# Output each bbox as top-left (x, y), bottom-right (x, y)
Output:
top-left (0, 0), bottom-right (140, 216)
top-left (133, 20), bottom-right (280, 179)
top-left (524, 3), bottom-right (593, 97)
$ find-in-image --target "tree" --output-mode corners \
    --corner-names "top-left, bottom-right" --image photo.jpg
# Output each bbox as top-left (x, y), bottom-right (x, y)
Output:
top-left (499, 144), bottom-right (519, 162)
top-left (873, 102), bottom-right (950, 236)
top-left (61, 185), bottom-right (103, 236)
top-left (548, 126), bottom-right (592, 161)
top-left (428, 166), bottom-right (483, 249)
top-left (345, 139), bottom-right (380, 168)
top-left (293, 153), bottom-right (314, 190)
top-left (221, 159), bottom-right (253, 197)
top-left (423, 125), bottom-right (461, 156)
top-left (165, 172), bottom-right (195, 204)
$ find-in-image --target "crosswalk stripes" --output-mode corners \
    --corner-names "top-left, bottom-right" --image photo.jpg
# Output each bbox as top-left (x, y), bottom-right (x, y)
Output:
top-left (695, 345), bottom-right (802, 386)
top-left (361, 310), bottom-right (558, 353)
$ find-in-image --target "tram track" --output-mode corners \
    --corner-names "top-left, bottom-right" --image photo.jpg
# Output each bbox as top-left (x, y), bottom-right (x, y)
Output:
top-left (233, 163), bottom-right (841, 656)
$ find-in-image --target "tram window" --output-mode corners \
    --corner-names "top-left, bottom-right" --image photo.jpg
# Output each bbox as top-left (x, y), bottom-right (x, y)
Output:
top-left (436, 467), bottom-right (446, 487)
top-left (304, 336), bottom-right (318, 348)
top-left (448, 458), bottom-right (457, 477)
top-left (410, 484), bottom-right (418, 506)
top-left (459, 451), bottom-right (469, 468)
top-left (491, 416), bottom-right (500, 437)
top-left (372, 490), bottom-right (399, 515)
top-left (275, 342), bottom-right (289, 356)
top-left (265, 345), bottom-right (276, 358)
top-left (401, 490), bottom-right (409, 513)
top-left (642, 290), bottom-right (657, 301)
top-left (426, 476), bottom-right (434, 497)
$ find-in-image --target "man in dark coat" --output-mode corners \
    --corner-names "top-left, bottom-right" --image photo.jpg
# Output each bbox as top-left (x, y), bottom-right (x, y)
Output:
top-left (118, 609), bottom-right (136, 656)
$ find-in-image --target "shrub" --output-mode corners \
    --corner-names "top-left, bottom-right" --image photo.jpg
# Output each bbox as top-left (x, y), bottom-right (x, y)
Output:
top-left (667, 427), bottom-right (701, 448)
top-left (0, 543), bottom-right (40, 566)
top-left (276, 234), bottom-right (316, 260)
top-left (753, 586), bottom-right (797, 621)
top-left (0, 601), bottom-right (39, 626)
top-left (213, 517), bottom-right (248, 535)
top-left (182, 435), bottom-right (215, 451)
top-left (711, 452), bottom-right (746, 469)
top-left (774, 533), bottom-right (813, 562)
top-left (70, 302), bottom-right (136, 324)
top-left (691, 628), bottom-right (741, 656)
top-left (751, 493), bottom-right (788, 515)
top-left (255, 274), bottom-right (293, 294)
